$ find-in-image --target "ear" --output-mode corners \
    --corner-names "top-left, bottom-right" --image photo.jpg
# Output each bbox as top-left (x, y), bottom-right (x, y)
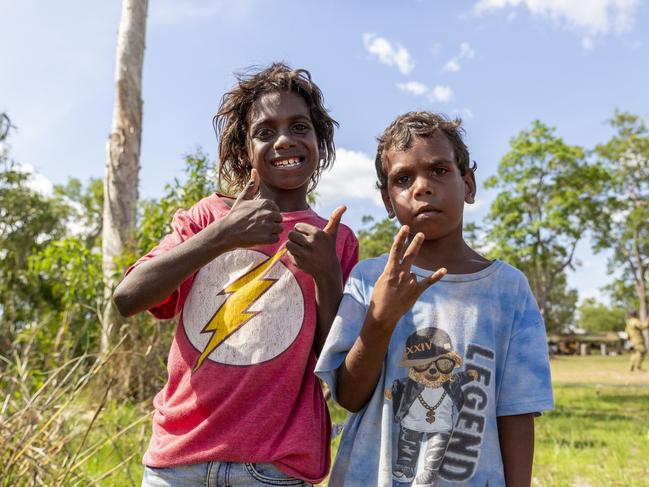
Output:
top-left (381, 189), bottom-right (396, 219)
top-left (463, 169), bottom-right (477, 204)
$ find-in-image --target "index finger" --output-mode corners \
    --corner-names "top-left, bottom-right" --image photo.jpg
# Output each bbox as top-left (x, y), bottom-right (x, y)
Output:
top-left (387, 226), bottom-right (410, 269)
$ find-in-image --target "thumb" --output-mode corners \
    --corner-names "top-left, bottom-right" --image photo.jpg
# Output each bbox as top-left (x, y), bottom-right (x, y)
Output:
top-left (234, 168), bottom-right (259, 205)
top-left (323, 205), bottom-right (346, 237)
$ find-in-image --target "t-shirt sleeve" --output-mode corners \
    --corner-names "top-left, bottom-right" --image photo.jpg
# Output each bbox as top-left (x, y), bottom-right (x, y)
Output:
top-left (338, 226), bottom-right (359, 284)
top-left (496, 277), bottom-right (554, 416)
top-left (315, 263), bottom-right (368, 404)
top-left (124, 203), bottom-right (210, 320)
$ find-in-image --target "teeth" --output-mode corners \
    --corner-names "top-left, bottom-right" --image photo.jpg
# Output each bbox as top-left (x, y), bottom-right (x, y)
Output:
top-left (273, 157), bottom-right (301, 167)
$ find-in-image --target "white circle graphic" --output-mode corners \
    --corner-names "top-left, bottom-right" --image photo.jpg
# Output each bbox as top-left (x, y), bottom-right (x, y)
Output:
top-left (183, 249), bottom-right (305, 366)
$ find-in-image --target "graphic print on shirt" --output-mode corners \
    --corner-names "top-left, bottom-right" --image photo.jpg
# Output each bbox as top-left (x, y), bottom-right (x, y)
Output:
top-left (386, 327), bottom-right (492, 487)
top-left (183, 248), bottom-right (304, 370)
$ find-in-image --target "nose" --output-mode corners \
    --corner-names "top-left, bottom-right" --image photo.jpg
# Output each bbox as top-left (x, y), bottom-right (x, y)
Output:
top-left (412, 176), bottom-right (432, 197)
top-left (273, 130), bottom-right (296, 151)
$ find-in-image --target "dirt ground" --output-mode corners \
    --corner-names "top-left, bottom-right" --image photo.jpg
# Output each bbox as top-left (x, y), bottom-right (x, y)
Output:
top-left (550, 354), bottom-right (649, 386)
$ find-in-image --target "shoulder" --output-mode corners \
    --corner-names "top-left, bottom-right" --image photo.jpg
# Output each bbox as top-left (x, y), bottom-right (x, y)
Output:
top-left (486, 260), bottom-right (531, 294)
top-left (348, 255), bottom-right (388, 283)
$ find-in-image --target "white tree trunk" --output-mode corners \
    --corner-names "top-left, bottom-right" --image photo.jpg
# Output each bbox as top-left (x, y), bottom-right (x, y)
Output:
top-left (101, 0), bottom-right (148, 353)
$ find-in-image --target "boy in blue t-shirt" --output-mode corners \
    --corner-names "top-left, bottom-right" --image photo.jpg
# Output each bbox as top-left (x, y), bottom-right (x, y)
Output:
top-left (316, 112), bottom-right (553, 486)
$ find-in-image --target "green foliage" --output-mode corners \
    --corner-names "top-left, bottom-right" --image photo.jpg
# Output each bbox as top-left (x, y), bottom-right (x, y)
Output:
top-left (592, 111), bottom-right (649, 319)
top-left (0, 158), bottom-right (70, 343)
top-left (138, 149), bottom-right (217, 255)
top-left (482, 120), bottom-right (605, 331)
top-left (357, 215), bottom-right (399, 260)
top-left (577, 298), bottom-right (627, 332)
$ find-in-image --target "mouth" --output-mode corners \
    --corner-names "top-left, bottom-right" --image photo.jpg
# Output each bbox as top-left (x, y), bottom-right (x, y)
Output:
top-left (270, 156), bottom-right (305, 168)
top-left (415, 206), bottom-right (442, 217)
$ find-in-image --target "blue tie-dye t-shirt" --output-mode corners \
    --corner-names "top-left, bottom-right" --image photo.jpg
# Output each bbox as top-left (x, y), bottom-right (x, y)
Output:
top-left (315, 257), bottom-right (553, 487)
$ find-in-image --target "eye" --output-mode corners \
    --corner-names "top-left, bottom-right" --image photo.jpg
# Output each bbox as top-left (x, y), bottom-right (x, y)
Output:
top-left (394, 174), bottom-right (410, 186)
top-left (292, 122), bottom-right (311, 134)
top-left (254, 127), bottom-right (273, 140)
top-left (432, 167), bottom-right (448, 176)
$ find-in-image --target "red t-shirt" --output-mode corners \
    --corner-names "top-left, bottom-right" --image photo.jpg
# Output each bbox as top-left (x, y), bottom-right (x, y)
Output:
top-left (129, 194), bottom-right (359, 483)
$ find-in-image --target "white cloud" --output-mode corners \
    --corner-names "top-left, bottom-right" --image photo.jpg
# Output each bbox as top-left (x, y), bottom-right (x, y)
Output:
top-left (15, 163), bottom-right (54, 196)
top-left (362, 33), bottom-right (415, 75)
top-left (397, 82), bottom-right (454, 104)
top-left (397, 81), bottom-right (429, 96)
top-left (318, 148), bottom-right (383, 207)
top-left (443, 42), bottom-right (476, 73)
top-left (473, 0), bottom-right (641, 37)
top-left (455, 108), bottom-right (475, 120)
top-left (428, 85), bottom-right (454, 103)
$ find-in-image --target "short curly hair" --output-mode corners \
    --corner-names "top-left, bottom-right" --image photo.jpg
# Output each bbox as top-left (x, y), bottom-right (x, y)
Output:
top-left (375, 112), bottom-right (476, 191)
top-left (213, 62), bottom-right (338, 195)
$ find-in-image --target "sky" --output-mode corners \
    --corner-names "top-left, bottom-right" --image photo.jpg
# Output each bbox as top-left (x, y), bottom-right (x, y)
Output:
top-left (2, 0), bottom-right (648, 306)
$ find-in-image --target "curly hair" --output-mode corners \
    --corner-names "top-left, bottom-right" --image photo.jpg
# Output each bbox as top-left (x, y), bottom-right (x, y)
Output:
top-left (213, 62), bottom-right (338, 195)
top-left (374, 112), bottom-right (476, 191)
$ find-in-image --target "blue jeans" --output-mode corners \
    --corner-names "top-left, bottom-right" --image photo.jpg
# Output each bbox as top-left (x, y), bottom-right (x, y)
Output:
top-left (142, 462), bottom-right (311, 487)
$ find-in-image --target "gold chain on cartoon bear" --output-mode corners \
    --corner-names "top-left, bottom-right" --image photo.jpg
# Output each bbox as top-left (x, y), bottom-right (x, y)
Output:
top-left (417, 391), bottom-right (447, 423)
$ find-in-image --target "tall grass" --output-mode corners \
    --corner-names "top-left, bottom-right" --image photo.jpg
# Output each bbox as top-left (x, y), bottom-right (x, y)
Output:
top-left (0, 334), bottom-right (150, 486)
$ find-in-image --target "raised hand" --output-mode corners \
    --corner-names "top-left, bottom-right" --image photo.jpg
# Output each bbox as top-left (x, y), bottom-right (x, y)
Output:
top-left (286, 205), bottom-right (346, 280)
top-left (220, 169), bottom-right (284, 249)
top-left (368, 225), bottom-right (447, 329)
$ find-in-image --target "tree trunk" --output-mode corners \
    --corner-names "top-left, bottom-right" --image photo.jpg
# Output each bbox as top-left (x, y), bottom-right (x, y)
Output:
top-left (101, 0), bottom-right (148, 354)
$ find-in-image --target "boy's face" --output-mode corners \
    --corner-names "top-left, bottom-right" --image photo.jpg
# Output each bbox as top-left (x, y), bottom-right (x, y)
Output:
top-left (247, 91), bottom-right (319, 197)
top-left (381, 133), bottom-right (475, 241)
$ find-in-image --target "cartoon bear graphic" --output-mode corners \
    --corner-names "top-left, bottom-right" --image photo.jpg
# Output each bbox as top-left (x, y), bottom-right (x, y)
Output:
top-left (385, 327), bottom-right (478, 486)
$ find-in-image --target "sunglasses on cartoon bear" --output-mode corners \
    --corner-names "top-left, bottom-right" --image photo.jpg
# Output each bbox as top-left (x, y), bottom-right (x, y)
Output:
top-left (413, 357), bottom-right (456, 374)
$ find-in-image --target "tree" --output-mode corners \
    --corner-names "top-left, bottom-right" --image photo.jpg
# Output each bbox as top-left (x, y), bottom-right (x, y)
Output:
top-left (102, 0), bottom-right (148, 353)
top-left (483, 121), bottom-right (604, 331)
top-left (592, 111), bottom-right (649, 326)
top-left (357, 215), bottom-right (399, 260)
top-left (577, 298), bottom-right (626, 333)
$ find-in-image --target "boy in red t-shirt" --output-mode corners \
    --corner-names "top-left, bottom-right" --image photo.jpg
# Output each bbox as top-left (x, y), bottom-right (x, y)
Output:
top-left (114, 63), bottom-right (358, 486)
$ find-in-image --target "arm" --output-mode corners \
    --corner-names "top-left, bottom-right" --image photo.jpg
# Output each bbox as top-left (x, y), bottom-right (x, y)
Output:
top-left (497, 413), bottom-right (535, 487)
top-left (113, 169), bottom-right (283, 317)
top-left (336, 227), bottom-right (446, 412)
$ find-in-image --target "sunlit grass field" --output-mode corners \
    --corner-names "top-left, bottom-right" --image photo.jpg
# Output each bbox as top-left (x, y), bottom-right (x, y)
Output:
top-left (78, 355), bottom-right (648, 486)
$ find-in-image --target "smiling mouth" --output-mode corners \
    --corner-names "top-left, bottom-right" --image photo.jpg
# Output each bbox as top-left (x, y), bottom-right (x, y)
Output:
top-left (271, 156), bottom-right (304, 167)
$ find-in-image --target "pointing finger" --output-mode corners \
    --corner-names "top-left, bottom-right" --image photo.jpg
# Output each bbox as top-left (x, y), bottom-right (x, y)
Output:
top-left (323, 205), bottom-right (347, 237)
top-left (401, 232), bottom-right (424, 268)
top-left (387, 226), bottom-right (410, 269)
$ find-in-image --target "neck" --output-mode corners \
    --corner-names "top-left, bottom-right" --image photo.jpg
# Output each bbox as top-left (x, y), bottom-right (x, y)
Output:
top-left (413, 227), bottom-right (489, 274)
top-left (259, 184), bottom-right (309, 212)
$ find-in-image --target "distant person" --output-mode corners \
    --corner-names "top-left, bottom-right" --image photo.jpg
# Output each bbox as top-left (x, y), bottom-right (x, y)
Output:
top-left (626, 310), bottom-right (649, 372)
top-left (316, 112), bottom-right (554, 487)
top-left (113, 63), bottom-right (359, 486)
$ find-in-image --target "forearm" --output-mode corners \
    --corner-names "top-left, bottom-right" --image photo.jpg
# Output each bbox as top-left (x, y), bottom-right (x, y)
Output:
top-left (336, 310), bottom-right (395, 412)
top-left (113, 220), bottom-right (231, 317)
top-left (498, 413), bottom-right (535, 487)
top-left (313, 270), bottom-right (343, 356)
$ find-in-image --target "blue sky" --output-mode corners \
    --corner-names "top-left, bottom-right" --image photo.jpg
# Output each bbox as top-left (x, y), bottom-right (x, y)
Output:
top-left (2, 0), bottom-right (648, 306)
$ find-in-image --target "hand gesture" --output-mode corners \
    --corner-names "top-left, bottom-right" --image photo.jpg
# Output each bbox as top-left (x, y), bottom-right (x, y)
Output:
top-left (286, 206), bottom-right (346, 282)
top-left (220, 169), bottom-right (284, 249)
top-left (368, 226), bottom-right (446, 329)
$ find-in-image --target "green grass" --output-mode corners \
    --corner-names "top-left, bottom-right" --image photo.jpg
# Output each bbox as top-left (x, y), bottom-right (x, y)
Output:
top-left (533, 384), bottom-right (649, 487)
top-left (75, 356), bottom-right (649, 486)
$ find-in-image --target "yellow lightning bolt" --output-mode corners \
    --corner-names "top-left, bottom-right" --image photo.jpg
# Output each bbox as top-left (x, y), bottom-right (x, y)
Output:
top-left (193, 247), bottom-right (287, 372)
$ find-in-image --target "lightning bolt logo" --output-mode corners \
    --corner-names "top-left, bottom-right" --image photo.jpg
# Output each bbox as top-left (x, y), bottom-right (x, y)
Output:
top-left (193, 247), bottom-right (287, 372)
